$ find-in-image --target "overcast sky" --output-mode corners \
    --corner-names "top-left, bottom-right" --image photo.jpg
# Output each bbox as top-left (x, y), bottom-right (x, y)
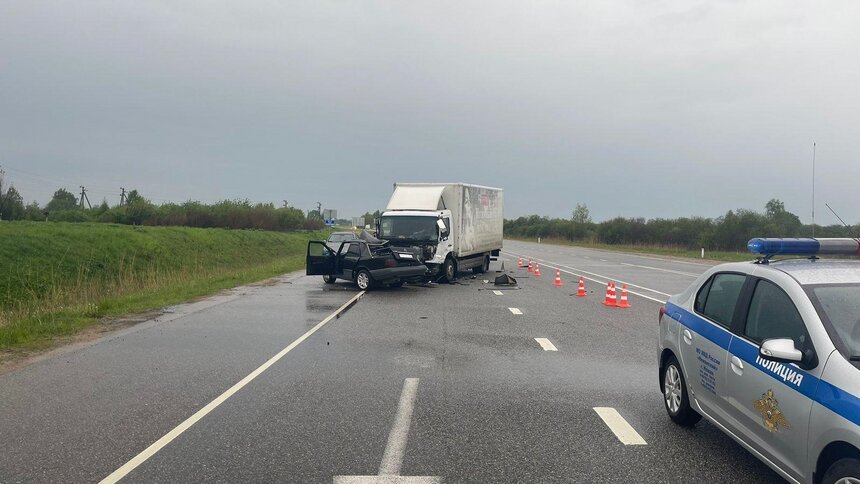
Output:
top-left (1, 1), bottom-right (858, 223)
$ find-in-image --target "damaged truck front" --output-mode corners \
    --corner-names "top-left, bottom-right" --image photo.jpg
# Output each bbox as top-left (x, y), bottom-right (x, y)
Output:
top-left (377, 183), bottom-right (504, 282)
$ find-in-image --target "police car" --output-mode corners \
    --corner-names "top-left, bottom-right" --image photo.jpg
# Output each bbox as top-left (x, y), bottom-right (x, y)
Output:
top-left (658, 238), bottom-right (860, 483)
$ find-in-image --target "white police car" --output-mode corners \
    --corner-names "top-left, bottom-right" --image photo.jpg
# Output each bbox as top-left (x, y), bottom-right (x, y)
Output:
top-left (659, 238), bottom-right (860, 483)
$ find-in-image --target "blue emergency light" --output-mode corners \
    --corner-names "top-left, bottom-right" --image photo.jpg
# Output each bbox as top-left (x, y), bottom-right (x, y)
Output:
top-left (747, 238), bottom-right (860, 256)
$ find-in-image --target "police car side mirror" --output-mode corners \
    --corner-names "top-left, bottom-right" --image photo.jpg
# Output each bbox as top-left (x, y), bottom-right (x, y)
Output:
top-left (760, 338), bottom-right (803, 364)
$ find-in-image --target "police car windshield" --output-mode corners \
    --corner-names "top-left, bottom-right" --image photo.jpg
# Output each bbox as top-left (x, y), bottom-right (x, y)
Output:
top-left (808, 284), bottom-right (860, 358)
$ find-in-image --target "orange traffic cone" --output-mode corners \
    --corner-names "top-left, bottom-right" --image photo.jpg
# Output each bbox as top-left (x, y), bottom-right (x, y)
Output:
top-left (534, 263), bottom-right (542, 277)
top-left (528, 260), bottom-right (533, 272)
top-left (617, 284), bottom-right (631, 308)
top-left (576, 277), bottom-right (587, 297)
top-left (603, 282), bottom-right (617, 307)
top-left (554, 269), bottom-right (563, 287)
top-left (518, 257), bottom-right (524, 268)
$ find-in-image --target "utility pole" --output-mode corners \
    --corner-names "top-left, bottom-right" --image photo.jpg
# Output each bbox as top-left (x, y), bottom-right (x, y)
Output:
top-left (79, 186), bottom-right (92, 209)
top-left (0, 165), bottom-right (5, 221)
top-left (120, 187), bottom-right (127, 206)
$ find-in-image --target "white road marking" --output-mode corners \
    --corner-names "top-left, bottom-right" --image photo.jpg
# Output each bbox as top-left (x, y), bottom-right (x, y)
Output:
top-left (335, 379), bottom-right (440, 483)
top-left (501, 251), bottom-right (670, 303)
top-left (379, 378), bottom-right (419, 475)
top-left (334, 477), bottom-right (441, 483)
top-left (620, 262), bottom-right (698, 278)
top-left (100, 290), bottom-right (367, 484)
top-left (600, 259), bottom-right (608, 262)
top-left (508, 307), bottom-right (523, 315)
top-left (534, 338), bottom-right (558, 351)
top-left (493, 290), bottom-right (503, 296)
top-left (593, 407), bottom-right (647, 445)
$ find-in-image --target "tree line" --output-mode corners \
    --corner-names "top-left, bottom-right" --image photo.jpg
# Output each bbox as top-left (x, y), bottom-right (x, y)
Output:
top-left (0, 183), bottom-right (322, 231)
top-left (505, 199), bottom-right (859, 251)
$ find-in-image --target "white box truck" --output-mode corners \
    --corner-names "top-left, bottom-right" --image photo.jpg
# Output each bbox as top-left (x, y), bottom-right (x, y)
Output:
top-left (377, 183), bottom-right (503, 281)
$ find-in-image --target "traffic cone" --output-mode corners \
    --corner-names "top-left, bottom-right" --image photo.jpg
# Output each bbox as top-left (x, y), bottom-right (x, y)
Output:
top-left (576, 277), bottom-right (587, 297)
top-left (528, 260), bottom-right (533, 273)
top-left (617, 284), bottom-right (631, 308)
top-left (534, 263), bottom-right (541, 277)
top-left (554, 269), bottom-right (563, 287)
top-left (518, 257), bottom-right (524, 268)
top-left (603, 282), bottom-right (616, 307)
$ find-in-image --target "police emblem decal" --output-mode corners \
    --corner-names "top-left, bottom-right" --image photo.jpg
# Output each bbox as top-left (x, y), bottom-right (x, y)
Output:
top-left (753, 389), bottom-right (791, 433)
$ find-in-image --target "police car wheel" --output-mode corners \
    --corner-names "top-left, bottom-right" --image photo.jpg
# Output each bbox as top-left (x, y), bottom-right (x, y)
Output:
top-left (822, 457), bottom-right (860, 484)
top-left (663, 357), bottom-right (701, 427)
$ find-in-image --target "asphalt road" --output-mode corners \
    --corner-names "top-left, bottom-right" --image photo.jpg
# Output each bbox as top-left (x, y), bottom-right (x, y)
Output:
top-left (0, 241), bottom-right (783, 483)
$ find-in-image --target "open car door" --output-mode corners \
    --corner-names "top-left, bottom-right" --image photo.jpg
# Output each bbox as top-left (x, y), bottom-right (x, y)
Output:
top-left (306, 241), bottom-right (336, 275)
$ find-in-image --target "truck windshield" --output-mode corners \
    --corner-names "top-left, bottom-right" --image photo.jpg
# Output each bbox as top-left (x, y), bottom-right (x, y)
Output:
top-left (379, 216), bottom-right (438, 242)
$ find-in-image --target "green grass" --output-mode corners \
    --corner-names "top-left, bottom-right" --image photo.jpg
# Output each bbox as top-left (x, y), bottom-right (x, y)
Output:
top-left (507, 237), bottom-right (754, 262)
top-left (0, 222), bottom-right (327, 351)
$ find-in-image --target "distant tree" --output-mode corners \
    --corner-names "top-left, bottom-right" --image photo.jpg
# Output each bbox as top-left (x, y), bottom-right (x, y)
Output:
top-left (0, 185), bottom-right (25, 220)
top-left (96, 199), bottom-right (110, 215)
top-left (25, 201), bottom-right (44, 221)
top-left (572, 203), bottom-right (592, 224)
top-left (765, 198), bottom-right (786, 218)
top-left (45, 188), bottom-right (79, 212)
top-left (126, 189), bottom-right (145, 204)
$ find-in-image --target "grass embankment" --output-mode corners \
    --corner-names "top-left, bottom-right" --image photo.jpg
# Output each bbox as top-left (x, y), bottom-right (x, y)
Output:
top-left (0, 222), bottom-right (325, 351)
top-left (508, 237), bottom-right (753, 262)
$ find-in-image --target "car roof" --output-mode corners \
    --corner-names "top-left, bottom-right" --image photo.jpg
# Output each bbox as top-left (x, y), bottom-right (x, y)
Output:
top-left (761, 259), bottom-right (860, 285)
top-left (328, 232), bottom-right (355, 236)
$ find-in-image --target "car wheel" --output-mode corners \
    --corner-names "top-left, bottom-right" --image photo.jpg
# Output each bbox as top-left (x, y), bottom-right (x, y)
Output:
top-left (322, 274), bottom-right (337, 284)
top-left (443, 258), bottom-right (457, 282)
top-left (355, 269), bottom-right (373, 291)
top-left (663, 356), bottom-right (701, 427)
top-left (822, 457), bottom-right (860, 484)
top-left (473, 255), bottom-right (490, 274)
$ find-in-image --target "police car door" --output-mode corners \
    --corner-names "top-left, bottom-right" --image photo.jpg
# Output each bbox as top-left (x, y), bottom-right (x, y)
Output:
top-left (725, 277), bottom-right (818, 481)
top-left (680, 272), bottom-right (747, 420)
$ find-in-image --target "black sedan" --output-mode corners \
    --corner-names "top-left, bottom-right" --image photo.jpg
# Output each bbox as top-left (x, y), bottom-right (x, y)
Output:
top-left (306, 237), bottom-right (427, 290)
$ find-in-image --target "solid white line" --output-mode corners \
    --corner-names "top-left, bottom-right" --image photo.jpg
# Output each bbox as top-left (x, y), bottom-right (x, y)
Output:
top-left (100, 290), bottom-right (366, 484)
top-left (493, 290), bottom-right (503, 296)
top-left (378, 378), bottom-right (420, 476)
top-left (334, 477), bottom-right (441, 483)
top-left (620, 262), bottom-right (698, 278)
top-left (508, 307), bottom-right (523, 315)
top-left (534, 337), bottom-right (558, 351)
top-left (502, 251), bottom-right (669, 303)
top-left (593, 407), bottom-right (647, 445)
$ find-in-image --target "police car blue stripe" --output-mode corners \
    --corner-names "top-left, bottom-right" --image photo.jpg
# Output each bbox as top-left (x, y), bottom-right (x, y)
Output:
top-left (666, 302), bottom-right (860, 427)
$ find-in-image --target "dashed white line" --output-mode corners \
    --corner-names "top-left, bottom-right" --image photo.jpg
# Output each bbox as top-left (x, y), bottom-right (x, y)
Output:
top-left (508, 307), bottom-right (523, 315)
top-left (493, 290), bottom-right (503, 296)
top-left (100, 291), bottom-right (367, 484)
top-left (593, 407), bottom-right (647, 445)
top-left (378, 378), bottom-right (419, 475)
top-left (335, 379), bottom-right (441, 484)
top-left (534, 338), bottom-right (558, 351)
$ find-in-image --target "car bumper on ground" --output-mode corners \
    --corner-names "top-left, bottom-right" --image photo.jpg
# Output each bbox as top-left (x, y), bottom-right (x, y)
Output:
top-left (369, 265), bottom-right (428, 282)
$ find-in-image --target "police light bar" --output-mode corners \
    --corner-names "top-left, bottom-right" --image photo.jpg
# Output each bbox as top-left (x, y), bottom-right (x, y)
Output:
top-left (747, 238), bottom-right (860, 256)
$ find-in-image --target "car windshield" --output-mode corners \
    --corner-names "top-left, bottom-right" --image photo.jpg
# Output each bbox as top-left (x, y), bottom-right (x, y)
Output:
top-left (378, 216), bottom-right (438, 242)
top-left (808, 284), bottom-right (860, 358)
top-left (328, 233), bottom-right (355, 242)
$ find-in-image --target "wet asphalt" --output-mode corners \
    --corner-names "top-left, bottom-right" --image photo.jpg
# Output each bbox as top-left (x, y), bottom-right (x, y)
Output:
top-left (0, 241), bottom-right (783, 483)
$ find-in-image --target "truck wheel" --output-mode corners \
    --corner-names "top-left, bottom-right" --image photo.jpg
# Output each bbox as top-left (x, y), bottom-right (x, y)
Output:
top-left (443, 258), bottom-right (457, 282)
top-left (822, 457), bottom-right (860, 484)
top-left (473, 255), bottom-right (490, 274)
top-left (322, 274), bottom-right (337, 284)
top-left (355, 269), bottom-right (373, 291)
top-left (663, 356), bottom-right (701, 427)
